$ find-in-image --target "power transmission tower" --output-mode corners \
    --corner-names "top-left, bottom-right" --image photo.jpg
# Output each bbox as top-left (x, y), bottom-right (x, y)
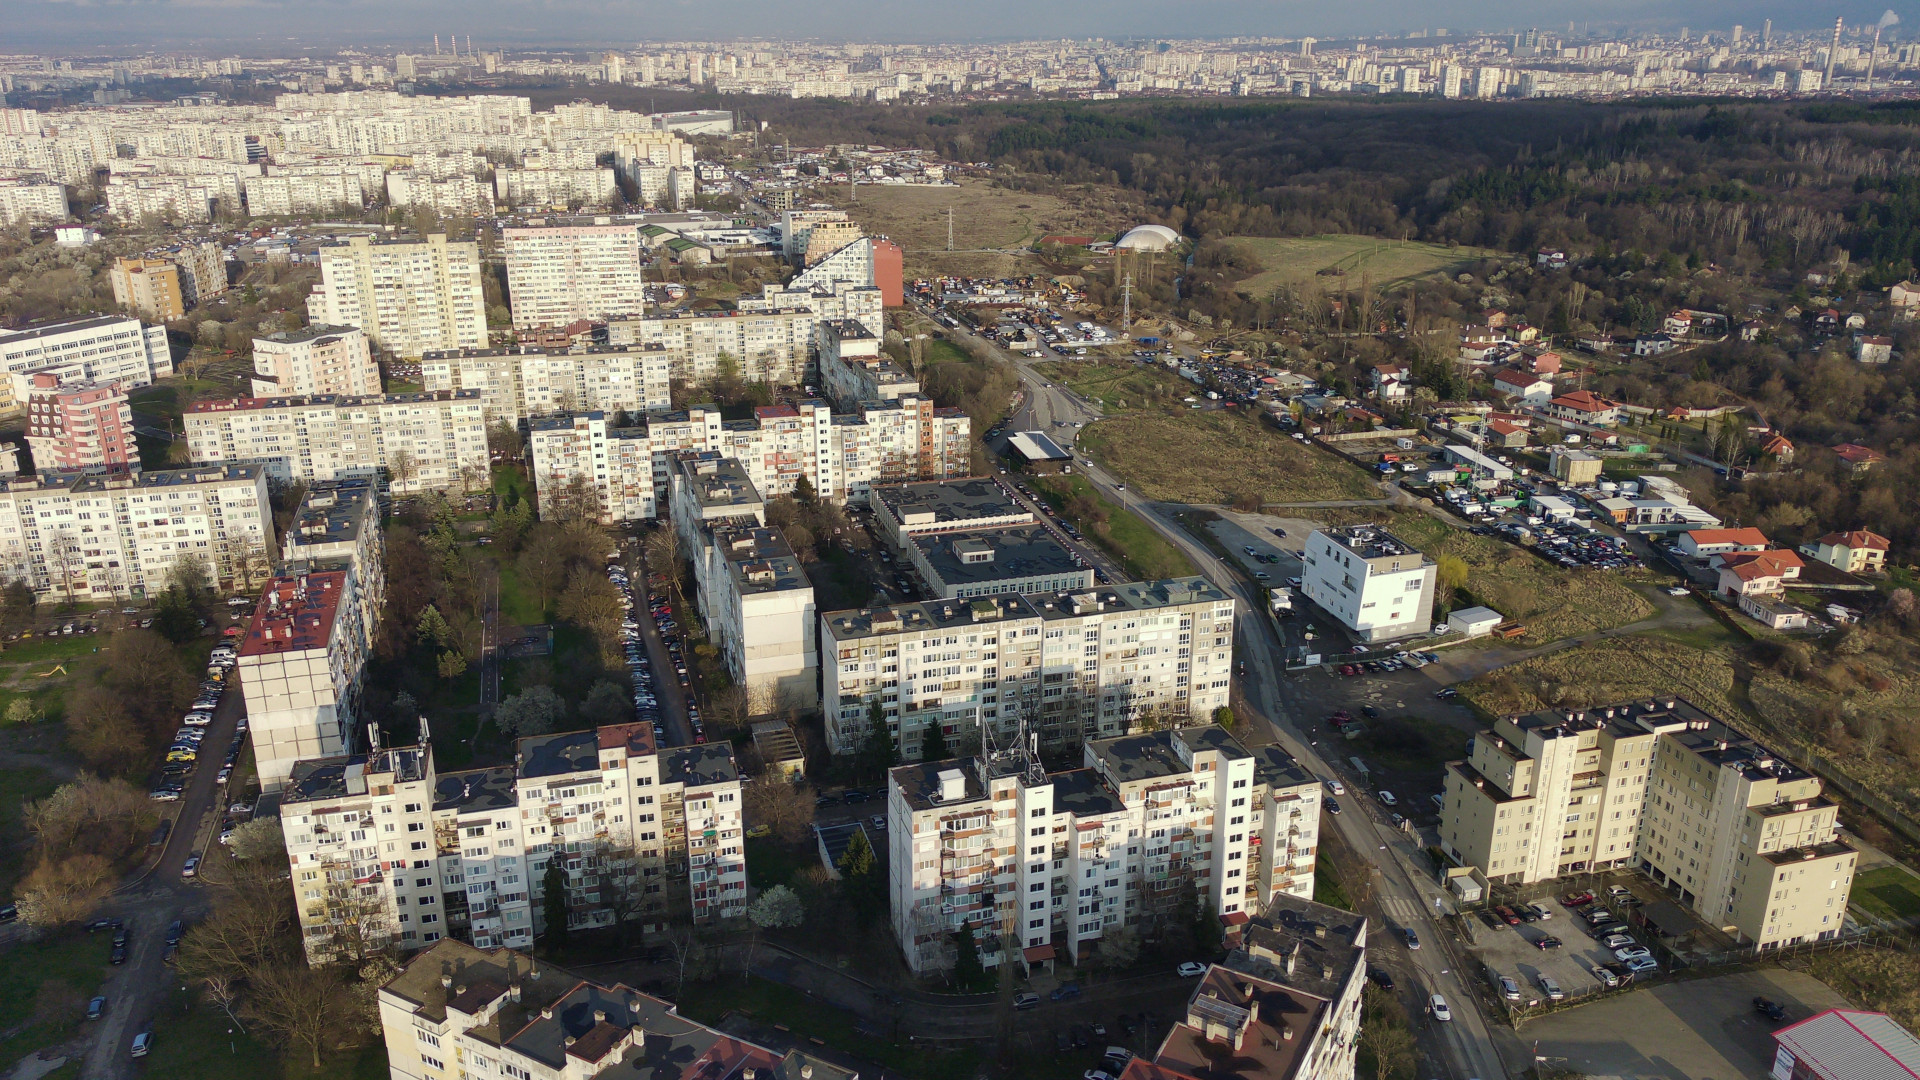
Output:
top-left (1121, 273), bottom-right (1132, 331)
top-left (947, 207), bottom-right (954, 251)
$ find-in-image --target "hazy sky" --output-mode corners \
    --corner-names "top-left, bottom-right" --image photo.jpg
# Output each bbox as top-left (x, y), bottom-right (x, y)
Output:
top-left (3, 0), bottom-right (1906, 51)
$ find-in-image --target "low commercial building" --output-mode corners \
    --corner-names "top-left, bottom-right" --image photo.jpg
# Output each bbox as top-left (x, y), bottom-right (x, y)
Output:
top-left (870, 478), bottom-right (1034, 547)
top-left (1676, 527), bottom-right (1770, 560)
top-left (822, 578), bottom-right (1235, 759)
top-left (1442, 443), bottom-right (1514, 481)
top-left (376, 939), bottom-right (848, 1080)
top-left (885, 726), bottom-right (1319, 974)
top-left (1006, 430), bottom-right (1074, 474)
top-left (184, 391), bottom-right (488, 494)
top-left (1299, 526), bottom-right (1436, 643)
top-left (251, 324), bottom-right (381, 398)
top-left (1549, 447), bottom-right (1603, 485)
top-left (1772, 1009), bottom-right (1920, 1080)
top-left (0, 315), bottom-right (172, 412)
top-left (0, 463), bottom-right (271, 601)
top-left (1445, 605), bottom-right (1502, 637)
top-left (24, 373), bottom-right (135, 470)
top-left (906, 525), bottom-right (1094, 599)
top-left (1440, 697), bottom-right (1856, 950)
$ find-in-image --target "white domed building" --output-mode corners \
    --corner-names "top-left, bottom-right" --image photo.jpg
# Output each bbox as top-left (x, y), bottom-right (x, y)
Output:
top-left (1116, 224), bottom-right (1182, 252)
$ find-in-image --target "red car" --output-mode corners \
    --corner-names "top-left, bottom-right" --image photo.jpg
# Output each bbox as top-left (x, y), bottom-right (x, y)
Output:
top-left (1494, 905), bottom-right (1522, 926)
top-left (1561, 891), bottom-right (1595, 907)
top-left (1339, 664), bottom-right (1360, 676)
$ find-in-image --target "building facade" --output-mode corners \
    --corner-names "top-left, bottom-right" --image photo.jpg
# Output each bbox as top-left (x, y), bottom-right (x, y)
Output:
top-left (1300, 525), bottom-right (1436, 643)
top-left (421, 345), bottom-right (673, 425)
top-left (251, 324), bottom-right (381, 398)
top-left (24, 373), bottom-right (135, 471)
top-left (1439, 698), bottom-right (1857, 950)
top-left (823, 578), bottom-right (1236, 760)
top-left (282, 478), bottom-right (386, 641)
top-left (109, 257), bottom-right (186, 322)
top-left (0, 315), bottom-right (172, 412)
top-left (184, 391), bottom-right (488, 493)
top-left (605, 307), bottom-right (817, 387)
top-left (308, 235), bottom-right (489, 359)
top-left (239, 568), bottom-right (367, 794)
top-left (504, 223), bottom-right (644, 330)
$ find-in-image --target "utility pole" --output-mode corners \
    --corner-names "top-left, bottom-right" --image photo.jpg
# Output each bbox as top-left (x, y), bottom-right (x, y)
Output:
top-left (1121, 273), bottom-right (1132, 332)
top-left (946, 207), bottom-right (954, 251)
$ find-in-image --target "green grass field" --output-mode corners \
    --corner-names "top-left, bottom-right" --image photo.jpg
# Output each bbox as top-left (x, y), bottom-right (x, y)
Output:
top-left (1077, 408), bottom-right (1377, 506)
top-left (1029, 474), bottom-right (1195, 581)
top-left (1034, 361), bottom-right (1193, 412)
top-left (0, 932), bottom-right (113, 1068)
top-left (1852, 866), bottom-right (1920, 921)
top-left (136, 987), bottom-right (388, 1080)
top-left (1222, 234), bottom-right (1500, 296)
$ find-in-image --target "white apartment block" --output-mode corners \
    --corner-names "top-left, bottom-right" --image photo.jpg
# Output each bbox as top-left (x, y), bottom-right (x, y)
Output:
top-left (1441, 698), bottom-right (1858, 951)
top-left (494, 166), bottom-right (617, 208)
top-left (384, 172), bottom-right (491, 217)
top-left (376, 941), bottom-right (850, 1080)
top-left (308, 235), bottom-right (488, 359)
top-left (504, 223), bottom-right (643, 330)
top-left (184, 390), bottom-right (488, 494)
top-left (0, 179), bottom-right (67, 225)
top-left (280, 719), bottom-right (745, 965)
top-left (819, 317), bottom-right (917, 409)
top-left (737, 279), bottom-right (886, 338)
top-left (244, 170), bottom-right (365, 216)
top-left (524, 395), bottom-right (968, 523)
top-left (605, 306), bottom-right (816, 386)
top-left (238, 567), bottom-right (367, 794)
top-left (666, 460), bottom-right (818, 715)
top-left (885, 725), bottom-right (1317, 974)
top-left (104, 173), bottom-right (241, 222)
top-left (0, 315), bottom-right (172, 412)
top-left (0, 463), bottom-right (270, 602)
top-left (1300, 525), bottom-right (1437, 643)
top-left (780, 209), bottom-right (852, 261)
top-left (251, 324), bottom-right (381, 398)
top-left (421, 345), bottom-right (672, 425)
top-left (823, 578), bottom-right (1236, 760)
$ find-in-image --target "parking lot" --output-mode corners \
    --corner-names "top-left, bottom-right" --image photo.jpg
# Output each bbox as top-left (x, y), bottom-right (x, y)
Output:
top-left (1470, 887), bottom-right (1657, 1008)
top-left (1522, 967), bottom-right (1851, 1080)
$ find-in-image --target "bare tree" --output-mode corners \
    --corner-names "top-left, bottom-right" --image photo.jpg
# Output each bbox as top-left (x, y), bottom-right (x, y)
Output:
top-left (15, 853), bottom-right (115, 927)
top-left (242, 961), bottom-right (356, 1069)
top-left (387, 448), bottom-right (419, 494)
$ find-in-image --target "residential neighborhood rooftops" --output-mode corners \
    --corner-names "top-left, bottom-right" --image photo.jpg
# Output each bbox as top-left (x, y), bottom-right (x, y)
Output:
top-left (518, 728), bottom-right (601, 781)
top-left (1153, 965), bottom-right (1324, 1080)
top-left (1812, 529), bottom-right (1890, 551)
top-left (661, 743), bottom-right (739, 788)
top-left (910, 524), bottom-right (1083, 587)
top-left (713, 525), bottom-right (810, 596)
top-left (1087, 726), bottom-right (1250, 786)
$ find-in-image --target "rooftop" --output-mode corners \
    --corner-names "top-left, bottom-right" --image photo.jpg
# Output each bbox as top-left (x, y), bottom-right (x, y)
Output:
top-left (871, 477), bottom-right (1030, 534)
top-left (518, 728), bottom-right (600, 781)
top-left (186, 390), bottom-right (480, 414)
top-left (911, 524), bottom-right (1086, 589)
top-left (1773, 1009), bottom-right (1920, 1080)
top-left (0, 314), bottom-right (137, 343)
top-left (1006, 430), bottom-right (1072, 462)
top-left (1087, 726), bottom-right (1250, 786)
top-left (890, 756), bottom-right (989, 812)
top-left (286, 478), bottom-right (379, 551)
top-left (1319, 524), bottom-right (1422, 562)
top-left (1153, 965), bottom-right (1326, 1080)
top-left (662, 743), bottom-right (739, 788)
top-left (256, 323), bottom-right (360, 347)
top-left (237, 569), bottom-right (350, 657)
top-left (434, 766), bottom-right (518, 814)
top-left (1227, 892), bottom-right (1369, 1003)
top-left (713, 525), bottom-right (810, 596)
top-left (675, 455), bottom-right (763, 513)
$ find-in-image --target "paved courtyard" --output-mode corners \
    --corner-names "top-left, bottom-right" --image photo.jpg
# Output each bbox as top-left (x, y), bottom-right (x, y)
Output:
top-left (1521, 968), bottom-right (1852, 1080)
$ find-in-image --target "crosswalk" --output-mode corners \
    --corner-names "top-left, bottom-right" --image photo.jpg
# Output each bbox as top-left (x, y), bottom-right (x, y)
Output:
top-left (1379, 894), bottom-right (1421, 925)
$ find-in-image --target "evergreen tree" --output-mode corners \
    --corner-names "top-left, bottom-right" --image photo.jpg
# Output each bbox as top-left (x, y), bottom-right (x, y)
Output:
top-left (951, 925), bottom-right (986, 991)
top-left (792, 474), bottom-right (818, 506)
top-left (862, 700), bottom-right (898, 778)
top-left (921, 720), bottom-right (950, 761)
top-left (1194, 899), bottom-right (1223, 955)
top-left (542, 863), bottom-right (569, 949)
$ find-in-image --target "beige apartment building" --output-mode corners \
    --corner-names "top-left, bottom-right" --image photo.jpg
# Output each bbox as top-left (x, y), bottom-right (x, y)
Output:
top-left (308, 234), bottom-right (489, 359)
top-left (251, 324), bottom-right (381, 398)
top-left (109, 257), bottom-right (186, 322)
top-left (1440, 698), bottom-right (1856, 950)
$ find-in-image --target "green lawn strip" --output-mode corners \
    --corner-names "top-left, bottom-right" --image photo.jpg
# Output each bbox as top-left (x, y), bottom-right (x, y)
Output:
top-left (0, 765), bottom-right (62, 895)
top-left (1030, 474), bottom-right (1195, 581)
top-left (141, 985), bottom-right (390, 1080)
top-left (745, 837), bottom-right (812, 890)
top-left (0, 932), bottom-right (112, 1065)
top-left (494, 561), bottom-right (545, 626)
top-left (1313, 873), bottom-right (1354, 911)
top-left (1852, 865), bottom-right (1920, 921)
top-left (676, 976), bottom-right (981, 1080)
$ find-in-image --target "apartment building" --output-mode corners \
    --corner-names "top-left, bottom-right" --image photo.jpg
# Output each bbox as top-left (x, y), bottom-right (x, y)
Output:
top-left (0, 179), bottom-right (66, 226)
top-left (819, 317), bottom-right (918, 409)
top-left (0, 315), bottom-right (172, 412)
top-left (1154, 900), bottom-right (1367, 1080)
top-left (780, 209), bottom-right (853, 261)
top-left (239, 568), bottom-right (367, 794)
top-left (376, 940), bottom-right (849, 1080)
top-left (251, 324), bottom-right (381, 398)
top-left (503, 223), bottom-right (644, 330)
top-left (1299, 525), bottom-right (1437, 643)
top-left (1440, 698), bottom-right (1857, 950)
top-left (184, 391), bottom-right (488, 493)
top-left (605, 307), bottom-right (816, 386)
top-left (23, 373), bottom-right (135, 470)
top-left (421, 344), bottom-right (672, 424)
top-left (736, 278), bottom-right (884, 338)
top-left (493, 166), bottom-right (617, 208)
top-left (108, 257), bottom-right (185, 322)
top-left (822, 577), bottom-right (1236, 760)
top-left (282, 478), bottom-right (385, 641)
top-left (104, 173), bottom-right (240, 222)
top-left (308, 235), bottom-right (489, 359)
top-left (0, 464), bottom-right (270, 601)
top-left (384, 172), bottom-right (491, 217)
top-left (885, 725), bottom-right (1316, 974)
top-left (244, 170), bottom-right (365, 216)
top-left (787, 235), bottom-right (904, 308)
top-left (672, 476), bottom-right (818, 714)
top-left (524, 396), bottom-right (968, 523)
top-left (170, 241), bottom-right (228, 307)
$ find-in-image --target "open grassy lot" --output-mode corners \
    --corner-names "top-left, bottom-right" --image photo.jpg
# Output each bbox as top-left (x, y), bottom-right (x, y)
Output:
top-left (1462, 633), bottom-right (1742, 720)
top-left (0, 931), bottom-right (114, 1069)
top-left (1802, 945), bottom-right (1920, 1034)
top-left (0, 765), bottom-right (63, 897)
top-left (1076, 408), bottom-right (1378, 506)
top-left (1034, 360), bottom-right (1193, 412)
top-left (1221, 234), bottom-right (1499, 296)
top-left (1384, 512), bottom-right (1655, 644)
top-left (136, 986), bottom-right (388, 1080)
top-left (1029, 473), bottom-right (1195, 581)
top-left (1852, 866), bottom-right (1920, 921)
top-left (841, 178), bottom-right (1133, 278)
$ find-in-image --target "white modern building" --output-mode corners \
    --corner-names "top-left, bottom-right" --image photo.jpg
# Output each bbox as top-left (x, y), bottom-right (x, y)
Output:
top-left (823, 577), bottom-right (1236, 760)
top-left (0, 315), bottom-right (172, 412)
top-left (251, 324), bottom-right (381, 398)
top-left (0, 464), bottom-right (271, 601)
top-left (885, 725), bottom-right (1319, 973)
top-left (183, 391), bottom-right (488, 493)
top-left (605, 306), bottom-right (817, 387)
top-left (307, 235), bottom-right (489, 359)
top-left (503, 222), bottom-right (644, 330)
top-left (1299, 525), bottom-right (1436, 643)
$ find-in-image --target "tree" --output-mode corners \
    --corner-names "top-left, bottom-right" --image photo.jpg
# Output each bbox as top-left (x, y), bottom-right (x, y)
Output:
top-left (1213, 706), bottom-right (1237, 731)
top-left (557, 566), bottom-right (626, 655)
top-left (578, 680), bottom-right (633, 727)
top-left (541, 862), bottom-right (569, 949)
top-left (169, 551), bottom-right (213, 597)
top-left (387, 448), bottom-right (419, 493)
top-left (518, 527), bottom-right (570, 612)
top-left (229, 818), bottom-right (287, 862)
top-left (65, 683), bottom-right (152, 776)
top-left (24, 776), bottom-right (155, 859)
top-left (152, 585), bottom-right (203, 643)
top-left (706, 682), bottom-right (750, 734)
top-left (243, 962), bottom-right (356, 1069)
top-left (17, 853), bottom-right (115, 925)
top-left (4, 698), bottom-right (39, 725)
top-left (177, 860), bottom-right (299, 983)
top-left (921, 719), bottom-right (950, 761)
top-left (837, 828), bottom-right (884, 930)
top-left (744, 778), bottom-right (816, 843)
top-left (951, 925), bottom-right (987, 991)
top-left (436, 650), bottom-right (468, 681)
top-left (792, 474), bottom-right (818, 506)
top-left (1194, 899), bottom-right (1223, 955)
top-left (1434, 554), bottom-right (1469, 599)
top-left (414, 604), bottom-right (453, 648)
top-left (0, 579), bottom-right (35, 636)
top-left (748, 884), bottom-right (805, 930)
top-left (496, 685), bottom-right (565, 738)
top-left (861, 699), bottom-right (897, 778)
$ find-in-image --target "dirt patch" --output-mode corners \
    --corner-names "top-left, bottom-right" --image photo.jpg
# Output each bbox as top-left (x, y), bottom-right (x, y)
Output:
top-left (1463, 634), bottom-right (1742, 720)
top-left (1077, 408), bottom-right (1377, 506)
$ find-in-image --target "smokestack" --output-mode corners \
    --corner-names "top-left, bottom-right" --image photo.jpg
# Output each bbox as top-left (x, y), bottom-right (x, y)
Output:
top-left (1826, 17), bottom-right (1844, 90)
top-left (1868, 12), bottom-right (1900, 90)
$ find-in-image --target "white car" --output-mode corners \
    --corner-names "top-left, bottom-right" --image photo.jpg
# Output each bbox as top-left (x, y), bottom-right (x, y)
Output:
top-left (1613, 945), bottom-right (1652, 962)
top-left (1177, 962), bottom-right (1208, 977)
top-left (1326, 779), bottom-right (1346, 796)
top-left (1428, 994), bottom-right (1452, 1021)
top-left (1527, 902), bottom-right (1553, 920)
top-left (1377, 790), bottom-right (1397, 807)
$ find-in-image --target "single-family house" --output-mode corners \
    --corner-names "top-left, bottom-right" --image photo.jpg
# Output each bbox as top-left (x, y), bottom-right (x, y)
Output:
top-left (1371, 363), bottom-right (1411, 401)
top-left (1760, 433), bottom-right (1795, 462)
top-left (1813, 308), bottom-right (1841, 333)
top-left (1832, 443), bottom-right (1886, 475)
top-left (1855, 334), bottom-right (1893, 364)
top-left (1799, 530), bottom-right (1891, 574)
top-left (1485, 418), bottom-right (1530, 448)
top-left (1739, 319), bottom-right (1765, 341)
top-left (1521, 347), bottom-right (1563, 376)
top-left (1663, 311), bottom-right (1694, 337)
top-left (1892, 279), bottom-right (1920, 315)
top-left (1677, 527), bottom-right (1770, 560)
top-left (1547, 390), bottom-right (1620, 426)
top-left (1459, 325), bottom-right (1505, 361)
top-left (1484, 310), bottom-right (1510, 328)
top-left (1511, 324), bottom-right (1541, 343)
top-left (1491, 368), bottom-right (1553, 404)
top-left (1845, 312), bottom-right (1868, 331)
top-left (1536, 249), bottom-right (1568, 269)
top-left (1633, 334), bottom-right (1676, 356)
top-left (1715, 549), bottom-right (1804, 598)
top-left (1739, 592), bottom-right (1811, 630)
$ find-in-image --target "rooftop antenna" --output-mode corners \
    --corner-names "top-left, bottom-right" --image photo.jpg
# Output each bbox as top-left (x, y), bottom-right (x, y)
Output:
top-left (420, 714), bottom-right (432, 745)
top-left (367, 721), bottom-right (382, 754)
top-left (946, 207), bottom-right (954, 252)
top-left (1121, 272), bottom-right (1132, 331)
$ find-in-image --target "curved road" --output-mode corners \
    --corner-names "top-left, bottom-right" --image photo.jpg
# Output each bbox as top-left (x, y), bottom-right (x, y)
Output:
top-left (936, 305), bottom-right (1518, 1080)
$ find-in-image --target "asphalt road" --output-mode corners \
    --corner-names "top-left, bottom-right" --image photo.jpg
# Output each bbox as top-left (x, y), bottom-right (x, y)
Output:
top-left (926, 303), bottom-right (1517, 1080)
top-left (622, 539), bottom-right (694, 748)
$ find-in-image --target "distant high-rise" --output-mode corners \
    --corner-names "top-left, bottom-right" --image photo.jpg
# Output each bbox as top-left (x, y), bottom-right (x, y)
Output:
top-left (1764, 19), bottom-right (1774, 49)
top-left (1300, 37), bottom-right (1314, 57)
top-left (1732, 25), bottom-right (1744, 46)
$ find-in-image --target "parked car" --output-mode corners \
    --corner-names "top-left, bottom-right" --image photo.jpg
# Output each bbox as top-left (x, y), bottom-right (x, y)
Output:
top-left (1494, 905), bottom-right (1521, 926)
top-left (1402, 928), bottom-right (1420, 950)
top-left (1368, 967), bottom-right (1396, 991)
top-left (1592, 966), bottom-right (1619, 989)
top-left (1538, 975), bottom-right (1565, 1001)
top-left (1600, 933), bottom-right (1636, 949)
top-left (1625, 956), bottom-right (1660, 974)
top-left (1533, 936), bottom-right (1563, 951)
top-left (1377, 790), bottom-right (1398, 807)
top-left (1428, 994), bottom-right (1451, 1021)
top-left (1014, 993), bottom-right (1041, 1010)
top-left (87, 996), bottom-right (107, 1020)
top-left (1754, 997), bottom-right (1788, 1022)
top-left (1499, 976), bottom-right (1521, 1000)
top-left (1176, 962), bottom-right (1208, 977)
top-left (130, 1032), bottom-right (152, 1058)
top-left (1613, 945), bottom-right (1652, 962)
top-left (1050, 983), bottom-right (1082, 1001)
top-left (182, 854), bottom-right (201, 878)
top-left (1527, 902), bottom-right (1554, 920)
